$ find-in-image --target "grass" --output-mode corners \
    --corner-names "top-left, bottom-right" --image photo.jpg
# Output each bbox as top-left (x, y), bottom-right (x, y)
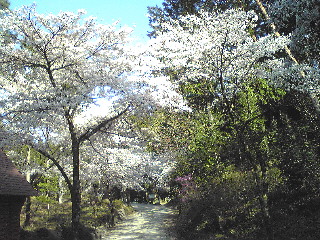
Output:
top-left (20, 196), bottom-right (135, 232)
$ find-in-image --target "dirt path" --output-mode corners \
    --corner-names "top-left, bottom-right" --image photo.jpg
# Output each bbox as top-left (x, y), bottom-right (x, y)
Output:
top-left (102, 203), bottom-right (178, 240)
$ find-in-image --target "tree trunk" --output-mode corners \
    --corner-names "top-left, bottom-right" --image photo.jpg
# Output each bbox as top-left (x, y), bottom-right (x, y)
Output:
top-left (23, 196), bottom-right (32, 227)
top-left (24, 146), bottom-right (32, 227)
top-left (243, 142), bottom-right (273, 240)
top-left (58, 177), bottom-right (64, 204)
top-left (255, 151), bottom-right (273, 240)
top-left (71, 140), bottom-right (81, 240)
top-left (65, 106), bottom-right (129, 239)
top-left (257, 191), bottom-right (273, 240)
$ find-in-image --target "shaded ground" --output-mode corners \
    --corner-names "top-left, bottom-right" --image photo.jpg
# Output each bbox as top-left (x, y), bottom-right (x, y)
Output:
top-left (102, 203), bottom-right (178, 240)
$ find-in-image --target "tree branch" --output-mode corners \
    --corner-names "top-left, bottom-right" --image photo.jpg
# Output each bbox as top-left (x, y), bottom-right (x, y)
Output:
top-left (79, 106), bottom-right (130, 142)
top-left (31, 146), bottom-right (73, 192)
top-left (255, 0), bottom-right (302, 69)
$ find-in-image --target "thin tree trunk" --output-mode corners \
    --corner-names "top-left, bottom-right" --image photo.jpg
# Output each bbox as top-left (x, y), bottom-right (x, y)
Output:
top-left (243, 142), bottom-right (273, 240)
top-left (255, 0), bottom-right (301, 67)
top-left (24, 146), bottom-right (32, 227)
top-left (255, 171), bottom-right (273, 240)
top-left (255, 151), bottom-right (273, 240)
top-left (58, 176), bottom-right (64, 204)
top-left (257, 193), bottom-right (273, 240)
top-left (23, 196), bottom-right (32, 227)
top-left (71, 140), bottom-right (81, 240)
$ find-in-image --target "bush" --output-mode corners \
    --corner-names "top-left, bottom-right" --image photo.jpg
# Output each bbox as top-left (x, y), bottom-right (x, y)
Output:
top-left (174, 169), bottom-right (261, 240)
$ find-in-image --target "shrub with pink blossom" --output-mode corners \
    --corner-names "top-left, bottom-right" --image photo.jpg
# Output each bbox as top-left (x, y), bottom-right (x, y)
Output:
top-left (175, 174), bottom-right (197, 203)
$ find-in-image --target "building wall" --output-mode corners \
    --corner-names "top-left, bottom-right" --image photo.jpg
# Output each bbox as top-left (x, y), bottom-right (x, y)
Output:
top-left (0, 195), bottom-right (26, 240)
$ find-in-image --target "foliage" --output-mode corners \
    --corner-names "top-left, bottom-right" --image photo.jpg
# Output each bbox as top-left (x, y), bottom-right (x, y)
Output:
top-left (268, 0), bottom-right (320, 64)
top-left (146, 0), bottom-right (320, 239)
top-left (147, 0), bottom-right (266, 38)
top-left (21, 198), bottom-right (72, 231)
top-left (36, 176), bottom-right (60, 203)
top-left (148, 8), bottom-right (289, 110)
top-left (0, 0), bottom-right (319, 239)
top-left (175, 174), bottom-right (197, 203)
top-left (0, 0), bottom-right (9, 10)
top-left (174, 168), bottom-right (261, 239)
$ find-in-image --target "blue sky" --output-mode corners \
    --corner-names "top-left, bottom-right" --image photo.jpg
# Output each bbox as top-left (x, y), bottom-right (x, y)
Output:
top-left (10, 0), bottom-right (164, 42)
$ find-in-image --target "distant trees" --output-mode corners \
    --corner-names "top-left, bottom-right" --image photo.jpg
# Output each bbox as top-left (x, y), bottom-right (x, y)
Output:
top-left (148, 0), bottom-right (213, 37)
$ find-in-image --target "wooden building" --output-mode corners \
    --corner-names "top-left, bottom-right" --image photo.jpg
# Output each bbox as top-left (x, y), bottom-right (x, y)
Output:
top-left (0, 150), bottom-right (37, 240)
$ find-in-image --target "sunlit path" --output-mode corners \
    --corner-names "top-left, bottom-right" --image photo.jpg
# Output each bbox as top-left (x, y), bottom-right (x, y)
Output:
top-left (102, 203), bottom-right (178, 240)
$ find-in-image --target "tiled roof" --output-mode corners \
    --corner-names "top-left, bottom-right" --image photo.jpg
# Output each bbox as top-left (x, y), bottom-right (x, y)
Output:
top-left (0, 150), bottom-right (38, 196)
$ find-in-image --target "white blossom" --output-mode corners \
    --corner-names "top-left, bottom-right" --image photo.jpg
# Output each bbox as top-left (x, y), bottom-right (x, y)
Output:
top-left (0, 6), bottom-right (177, 193)
top-left (149, 9), bottom-right (291, 102)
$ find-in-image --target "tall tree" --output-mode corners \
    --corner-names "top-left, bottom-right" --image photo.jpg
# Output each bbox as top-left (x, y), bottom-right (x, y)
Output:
top-left (0, 6), bottom-right (155, 239)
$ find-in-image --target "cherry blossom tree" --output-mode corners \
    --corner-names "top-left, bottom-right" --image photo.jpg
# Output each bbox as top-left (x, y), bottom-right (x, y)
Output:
top-left (81, 141), bottom-right (175, 199)
top-left (0, 5), bottom-right (173, 239)
top-left (148, 9), bottom-right (290, 109)
top-left (79, 118), bottom-right (176, 194)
